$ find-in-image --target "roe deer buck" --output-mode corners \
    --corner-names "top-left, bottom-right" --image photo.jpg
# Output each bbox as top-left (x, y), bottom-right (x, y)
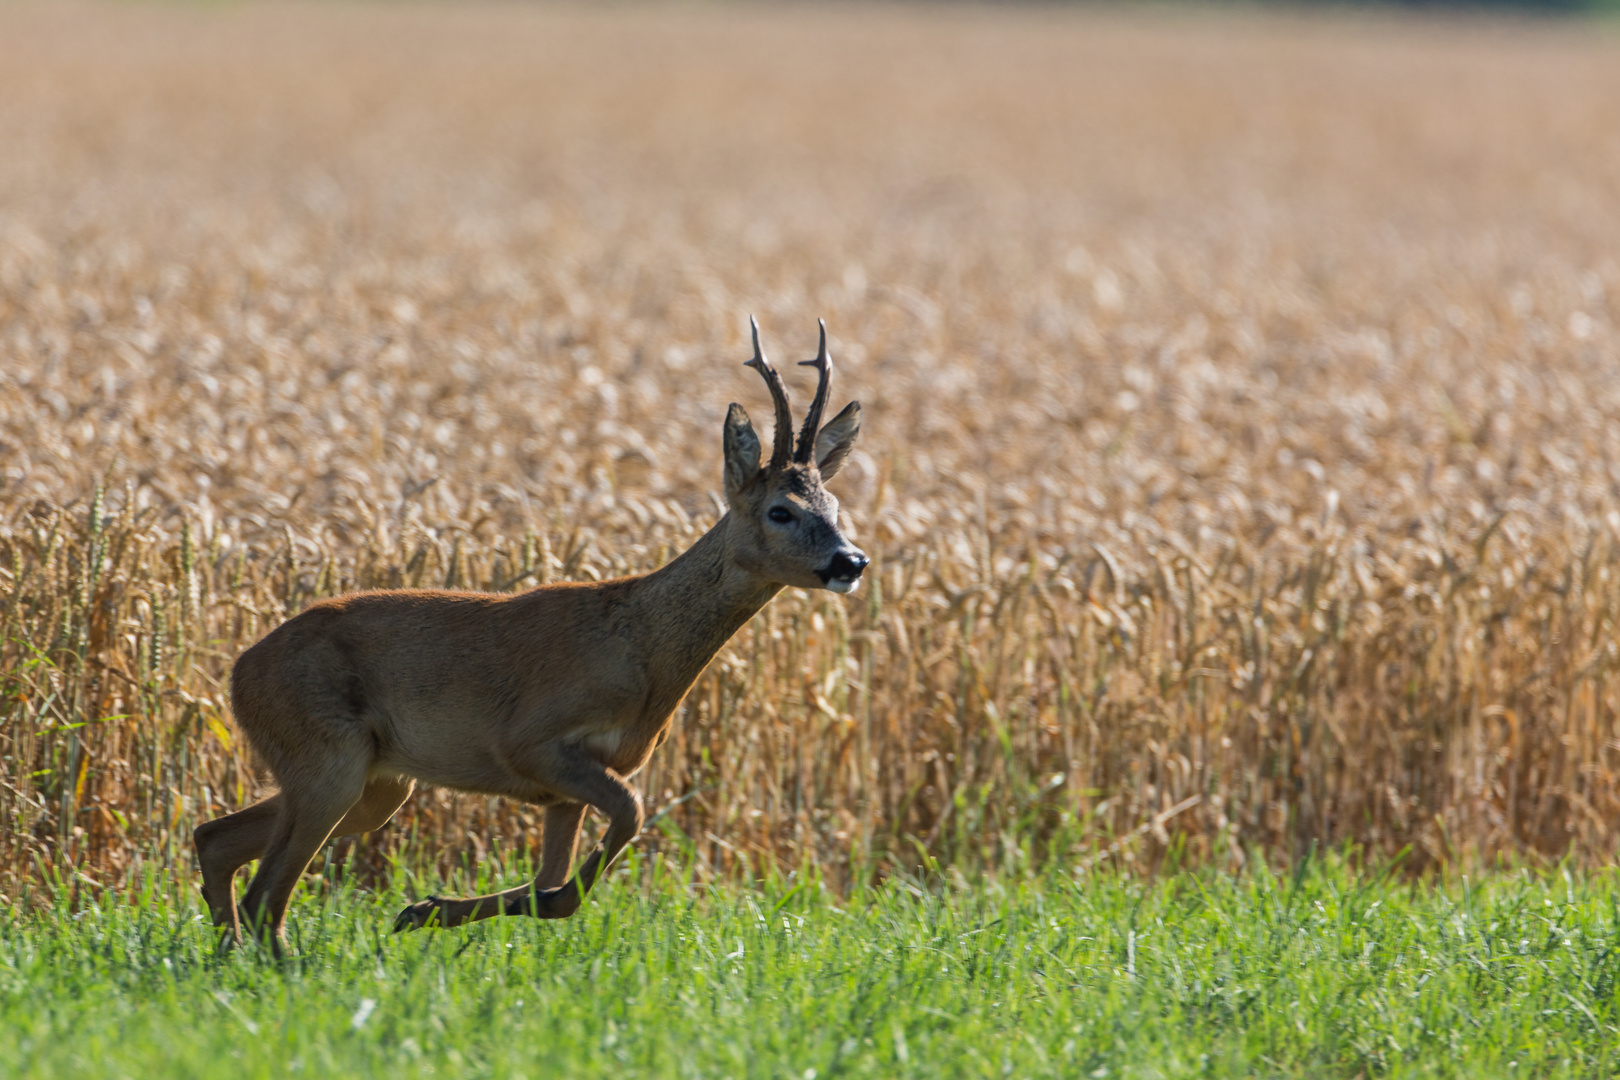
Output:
top-left (192, 318), bottom-right (866, 953)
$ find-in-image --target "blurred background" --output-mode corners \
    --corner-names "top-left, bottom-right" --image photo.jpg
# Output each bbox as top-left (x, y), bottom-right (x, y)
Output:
top-left (2, 1), bottom-right (1619, 901)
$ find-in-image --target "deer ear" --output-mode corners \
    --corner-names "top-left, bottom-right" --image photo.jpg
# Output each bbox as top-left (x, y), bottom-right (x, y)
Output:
top-left (723, 403), bottom-right (762, 497)
top-left (813, 401), bottom-right (861, 480)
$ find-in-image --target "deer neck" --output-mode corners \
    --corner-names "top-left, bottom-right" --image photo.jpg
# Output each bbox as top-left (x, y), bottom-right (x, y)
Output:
top-left (628, 513), bottom-right (781, 716)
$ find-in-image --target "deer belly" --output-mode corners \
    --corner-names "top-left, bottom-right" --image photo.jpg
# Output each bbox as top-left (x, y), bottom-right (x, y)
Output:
top-left (374, 712), bottom-right (512, 792)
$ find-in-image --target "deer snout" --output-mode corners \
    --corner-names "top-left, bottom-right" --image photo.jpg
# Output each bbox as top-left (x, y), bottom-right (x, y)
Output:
top-left (819, 549), bottom-right (869, 594)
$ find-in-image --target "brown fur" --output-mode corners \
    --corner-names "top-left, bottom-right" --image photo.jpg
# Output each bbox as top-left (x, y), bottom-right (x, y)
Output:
top-left (193, 331), bottom-right (864, 951)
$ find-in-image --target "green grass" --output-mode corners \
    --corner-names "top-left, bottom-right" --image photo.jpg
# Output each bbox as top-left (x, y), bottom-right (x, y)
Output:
top-left (3, 854), bottom-right (1620, 1079)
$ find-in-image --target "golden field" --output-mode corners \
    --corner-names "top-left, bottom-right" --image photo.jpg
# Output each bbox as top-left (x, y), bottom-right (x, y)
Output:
top-left (3, 2), bottom-right (1620, 899)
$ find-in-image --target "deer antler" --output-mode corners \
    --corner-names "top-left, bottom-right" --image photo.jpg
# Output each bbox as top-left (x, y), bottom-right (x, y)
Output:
top-left (744, 315), bottom-right (795, 469)
top-left (795, 319), bottom-right (832, 466)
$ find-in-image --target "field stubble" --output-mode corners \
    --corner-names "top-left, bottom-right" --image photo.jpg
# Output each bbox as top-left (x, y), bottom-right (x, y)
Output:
top-left (3, 3), bottom-right (1620, 900)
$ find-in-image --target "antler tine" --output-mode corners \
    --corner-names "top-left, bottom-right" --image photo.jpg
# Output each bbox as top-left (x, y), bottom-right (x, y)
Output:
top-left (794, 319), bottom-right (832, 465)
top-left (743, 315), bottom-right (795, 469)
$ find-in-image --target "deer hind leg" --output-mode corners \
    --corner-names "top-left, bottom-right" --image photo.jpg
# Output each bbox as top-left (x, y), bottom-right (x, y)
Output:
top-left (394, 745), bottom-right (640, 932)
top-left (193, 775), bottom-right (410, 949)
top-left (238, 761), bottom-right (369, 956)
top-left (194, 795), bottom-right (281, 942)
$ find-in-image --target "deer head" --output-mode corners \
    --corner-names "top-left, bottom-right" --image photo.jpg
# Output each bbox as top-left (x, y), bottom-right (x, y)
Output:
top-left (722, 317), bottom-right (867, 593)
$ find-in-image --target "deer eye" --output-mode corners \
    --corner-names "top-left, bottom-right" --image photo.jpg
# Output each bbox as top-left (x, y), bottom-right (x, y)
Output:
top-left (767, 507), bottom-right (794, 525)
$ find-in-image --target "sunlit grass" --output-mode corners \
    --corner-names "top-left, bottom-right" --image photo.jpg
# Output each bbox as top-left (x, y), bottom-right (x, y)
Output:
top-left (4, 858), bottom-right (1619, 1078)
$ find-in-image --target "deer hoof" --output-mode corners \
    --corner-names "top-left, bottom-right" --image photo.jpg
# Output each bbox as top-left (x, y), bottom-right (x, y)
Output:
top-left (392, 895), bottom-right (444, 933)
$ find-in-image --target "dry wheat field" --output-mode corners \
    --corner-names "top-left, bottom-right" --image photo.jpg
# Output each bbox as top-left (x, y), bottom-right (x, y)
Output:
top-left (2, 3), bottom-right (1620, 903)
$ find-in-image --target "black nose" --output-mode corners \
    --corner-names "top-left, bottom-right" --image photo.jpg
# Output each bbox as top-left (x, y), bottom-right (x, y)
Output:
top-left (823, 550), bottom-right (869, 583)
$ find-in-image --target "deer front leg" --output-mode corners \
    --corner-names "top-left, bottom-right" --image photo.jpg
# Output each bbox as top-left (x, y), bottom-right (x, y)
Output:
top-left (536, 801), bottom-right (587, 888)
top-left (391, 801), bottom-right (586, 930)
top-left (393, 746), bottom-right (640, 932)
